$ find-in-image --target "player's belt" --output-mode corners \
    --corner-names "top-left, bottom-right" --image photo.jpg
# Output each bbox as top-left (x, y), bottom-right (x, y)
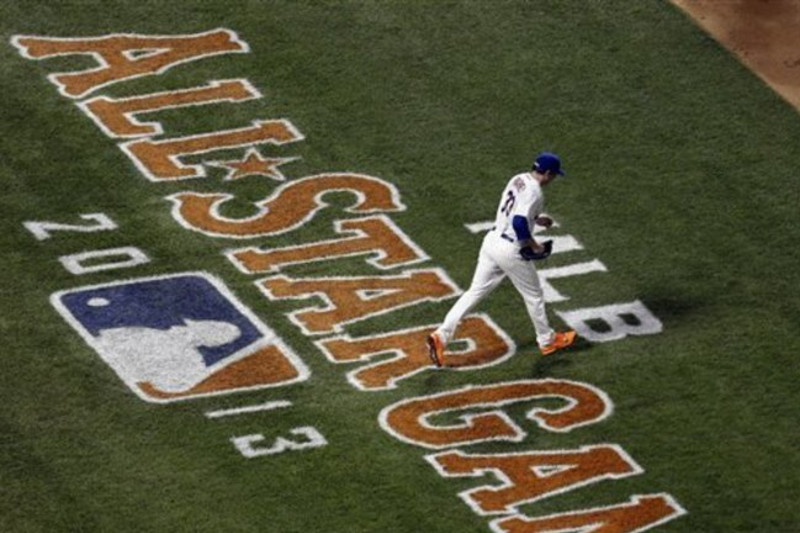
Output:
top-left (491, 226), bottom-right (515, 243)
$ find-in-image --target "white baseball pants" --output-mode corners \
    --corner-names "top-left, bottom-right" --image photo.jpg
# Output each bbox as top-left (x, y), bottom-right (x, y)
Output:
top-left (436, 230), bottom-right (554, 348)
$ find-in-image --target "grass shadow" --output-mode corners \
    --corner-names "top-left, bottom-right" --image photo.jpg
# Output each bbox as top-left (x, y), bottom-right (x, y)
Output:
top-left (529, 337), bottom-right (593, 377)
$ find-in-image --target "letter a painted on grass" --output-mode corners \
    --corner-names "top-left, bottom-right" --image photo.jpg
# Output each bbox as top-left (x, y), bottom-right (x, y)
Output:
top-left (490, 494), bottom-right (687, 533)
top-left (258, 269), bottom-right (460, 335)
top-left (427, 445), bottom-right (642, 515)
top-left (11, 29), bottom-right (248, 99)
top-left (228, 216), bottom-right (424, 272)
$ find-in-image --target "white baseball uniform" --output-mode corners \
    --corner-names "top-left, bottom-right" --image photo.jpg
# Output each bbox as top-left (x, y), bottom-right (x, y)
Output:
top-left (435, 171), bottom-right (555, 348)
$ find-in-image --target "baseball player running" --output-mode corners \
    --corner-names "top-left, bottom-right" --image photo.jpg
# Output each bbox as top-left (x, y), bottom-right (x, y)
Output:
top-left (427, 152), bottom-right (576, 367)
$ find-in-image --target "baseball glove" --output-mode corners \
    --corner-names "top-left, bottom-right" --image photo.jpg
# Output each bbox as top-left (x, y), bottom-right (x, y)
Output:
top-left (520, 240), bottom-right (553, 261)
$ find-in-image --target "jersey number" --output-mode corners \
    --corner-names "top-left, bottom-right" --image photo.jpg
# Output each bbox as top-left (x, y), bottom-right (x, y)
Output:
top-left (501, 191), bottom-right (516, 217)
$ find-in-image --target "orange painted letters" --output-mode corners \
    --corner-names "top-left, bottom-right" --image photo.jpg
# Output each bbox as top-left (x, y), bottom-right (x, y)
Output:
top-left (428, 445), bottom-right (640, 515)
top-left (80, 79), bottom-right (261, 138)
top-left (258, 269), bottom-right (458, 335)
top-left (490, 494), bottom-right (686, 533)
top-left (122, 119), bottom-right (301, 181)
top-left (319, 315), bottom-right (512, 390)
top-left (229, 216), bottom-right (423, 273)
top-left (12, 29), bottom-right (247, 99)
top-left (171, 174), bottom-right (404, 237)
top-left (380, 379), bottom-right (612, 449)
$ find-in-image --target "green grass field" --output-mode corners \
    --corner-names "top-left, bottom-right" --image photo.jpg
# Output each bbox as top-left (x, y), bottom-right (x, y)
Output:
top-left (2, 1), bottom-right (799, 532)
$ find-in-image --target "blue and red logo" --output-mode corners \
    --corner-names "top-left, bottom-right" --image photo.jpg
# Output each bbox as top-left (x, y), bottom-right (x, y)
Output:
top-left (51, 272), bottom-right (309, 402)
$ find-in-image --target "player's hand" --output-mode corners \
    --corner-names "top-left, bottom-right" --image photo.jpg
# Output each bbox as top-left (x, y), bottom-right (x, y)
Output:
top-left (534, 215), bottom-right (554, 228)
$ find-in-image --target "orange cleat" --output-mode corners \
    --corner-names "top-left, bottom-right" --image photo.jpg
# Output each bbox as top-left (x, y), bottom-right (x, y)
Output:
top-left (426, 332), bottom-right (445, 367)
top-left (540, 330), bottom-right (577, 356)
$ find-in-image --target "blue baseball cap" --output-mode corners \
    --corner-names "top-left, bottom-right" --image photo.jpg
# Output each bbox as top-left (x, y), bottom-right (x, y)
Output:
top-left (533, 152), bottom-right (565, 176)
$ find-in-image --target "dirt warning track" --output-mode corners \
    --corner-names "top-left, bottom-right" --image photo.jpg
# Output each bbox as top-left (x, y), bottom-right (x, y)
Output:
top-left (673, 0), bottom-right (800, 112)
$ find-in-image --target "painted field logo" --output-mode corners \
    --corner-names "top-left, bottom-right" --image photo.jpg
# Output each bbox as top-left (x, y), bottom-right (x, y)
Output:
top-left (51, 272), bottom-right (309, 402)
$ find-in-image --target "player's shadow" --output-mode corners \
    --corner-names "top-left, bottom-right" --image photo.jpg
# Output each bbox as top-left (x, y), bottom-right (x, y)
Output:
top-left (639, 293), bottom-right (706, 326)
top-left (528, 336), bottom-right (592, 377)
top-left (526, 291), bottom-right (704, 377)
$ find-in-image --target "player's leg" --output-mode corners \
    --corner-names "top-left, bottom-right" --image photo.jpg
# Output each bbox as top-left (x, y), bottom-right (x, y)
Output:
top-left (503, 261), bottom-right (555, 348)
top-left (503, 259), bottom-right (577, 354)
top-left (435, 248), bottom-right (505, 346)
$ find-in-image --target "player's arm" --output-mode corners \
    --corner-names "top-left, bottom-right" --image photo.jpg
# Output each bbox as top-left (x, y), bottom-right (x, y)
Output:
top-left (512, 215), bottom-right (545, 252)
top-left (513, 214), bottom-right (553, 261)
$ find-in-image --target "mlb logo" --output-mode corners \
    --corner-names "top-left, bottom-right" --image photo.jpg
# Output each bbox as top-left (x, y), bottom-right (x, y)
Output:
top-left (51, 272), bottom-right (309, 403)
